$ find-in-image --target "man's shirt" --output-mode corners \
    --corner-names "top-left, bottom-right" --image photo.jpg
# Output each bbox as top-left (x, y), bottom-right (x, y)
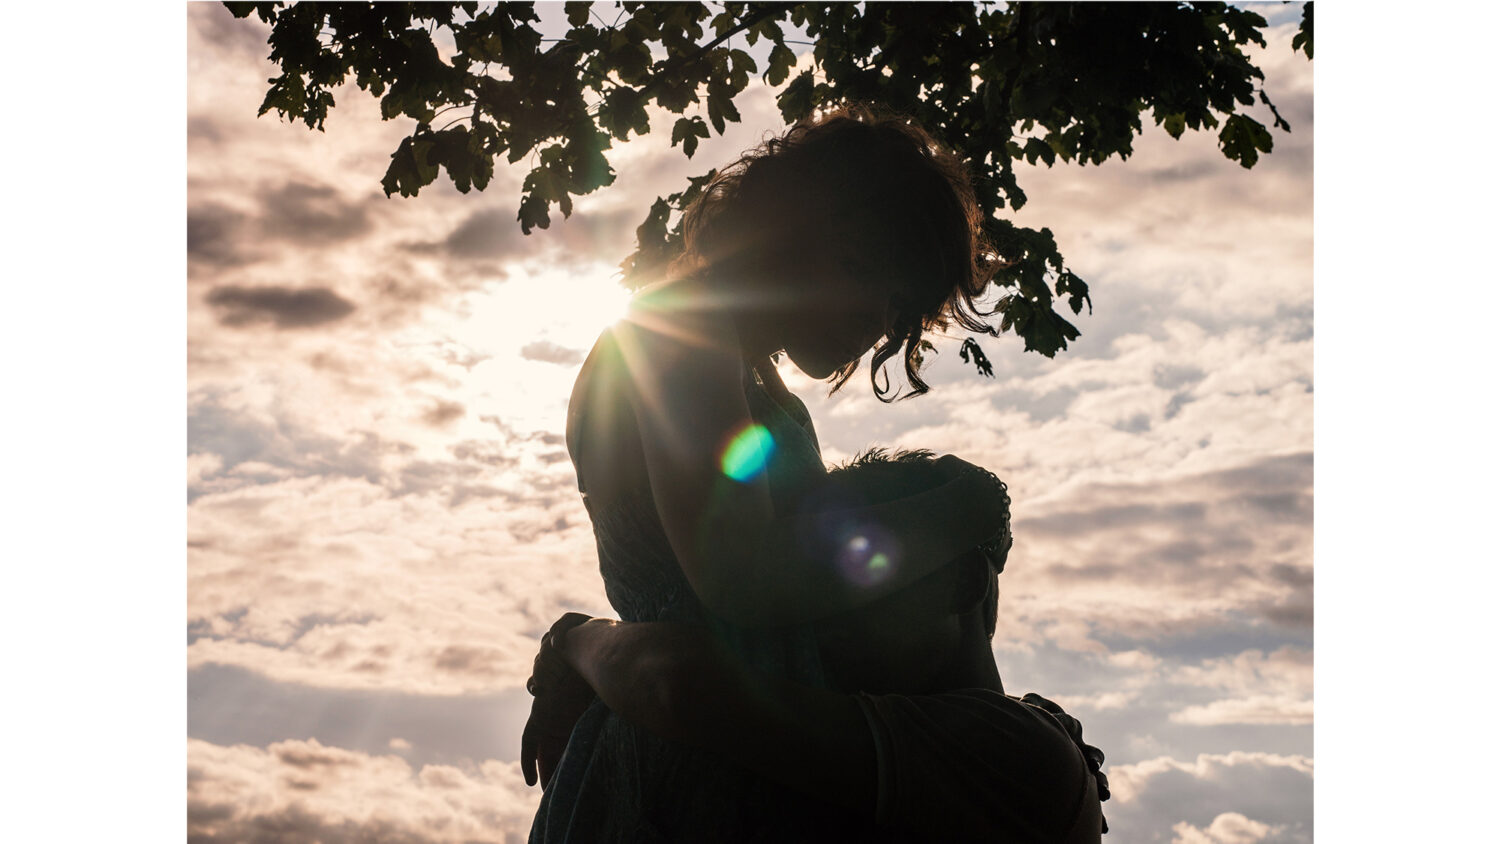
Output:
top-left (854, 689), bottom-right (1106, 843)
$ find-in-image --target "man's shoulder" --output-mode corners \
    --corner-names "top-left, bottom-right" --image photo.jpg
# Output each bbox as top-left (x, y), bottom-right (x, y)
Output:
top-left (855, 688), bottom-right (1100, 841)
top-left (860, 687), bottom-right (1086, 768)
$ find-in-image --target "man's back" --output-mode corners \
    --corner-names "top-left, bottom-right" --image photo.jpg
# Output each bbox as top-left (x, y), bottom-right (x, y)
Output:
top-left (857, 688), bottom-right (1104, 843)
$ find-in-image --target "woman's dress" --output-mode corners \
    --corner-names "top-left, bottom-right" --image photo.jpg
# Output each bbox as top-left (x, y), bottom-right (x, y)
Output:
top-left (531, 360), bottom-right (861, 842)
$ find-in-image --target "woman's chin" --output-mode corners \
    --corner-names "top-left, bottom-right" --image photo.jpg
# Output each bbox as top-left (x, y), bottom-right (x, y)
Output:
top-left (785, 354), bottom-right (839, 380)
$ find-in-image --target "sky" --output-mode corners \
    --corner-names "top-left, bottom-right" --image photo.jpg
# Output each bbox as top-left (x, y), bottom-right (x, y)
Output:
top-left (179, 4), bottom-right (1317, 842)
top-left (19, 2), bottom-right (1500, 840)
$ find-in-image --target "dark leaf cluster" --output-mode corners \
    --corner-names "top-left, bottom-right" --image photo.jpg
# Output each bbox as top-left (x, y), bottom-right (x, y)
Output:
top-left (225, 1), bottom-right (1310, 373)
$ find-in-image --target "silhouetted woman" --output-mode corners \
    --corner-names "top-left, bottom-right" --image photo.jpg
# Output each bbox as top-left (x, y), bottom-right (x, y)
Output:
top-left (527, 106), bottom-right (1013, 842)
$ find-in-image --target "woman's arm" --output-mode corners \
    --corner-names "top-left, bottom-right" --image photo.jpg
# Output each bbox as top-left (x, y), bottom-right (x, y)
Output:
top-left (596, 301), bottom-right (1008, 627)
top-left (555, 616), bottom-right (876, 814)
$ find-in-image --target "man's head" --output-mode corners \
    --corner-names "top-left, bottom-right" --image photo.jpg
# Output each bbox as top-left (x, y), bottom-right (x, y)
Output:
top-left (807, 449), bottom-right (1003, 695)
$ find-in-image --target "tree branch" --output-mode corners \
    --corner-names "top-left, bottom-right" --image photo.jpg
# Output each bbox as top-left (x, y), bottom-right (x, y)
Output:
top-left (635, 2), bottom-right (785, 103)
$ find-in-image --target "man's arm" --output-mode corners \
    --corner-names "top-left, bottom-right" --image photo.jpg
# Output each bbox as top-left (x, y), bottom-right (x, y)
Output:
top-left (554, 617), bottom-right (877, 815)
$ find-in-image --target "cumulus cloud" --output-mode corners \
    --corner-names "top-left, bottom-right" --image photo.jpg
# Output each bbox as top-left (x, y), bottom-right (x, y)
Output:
top-left (1107, 752), bottom-right (1313, 843)
top-left (519, 340), bottom-right (585, 366)
top-left (1167, 647), bottom-right (1313, 725)
top-left (1172, 812), bottom-right (1279, 844)
top-left (187, 738), bottom-right (537, 843)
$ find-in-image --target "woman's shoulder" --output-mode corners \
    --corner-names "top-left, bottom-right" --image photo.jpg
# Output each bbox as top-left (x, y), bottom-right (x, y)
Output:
top-left (566, 328), bottom-right (640, 495)
top-left (619, 273), bottom-right (743, 354)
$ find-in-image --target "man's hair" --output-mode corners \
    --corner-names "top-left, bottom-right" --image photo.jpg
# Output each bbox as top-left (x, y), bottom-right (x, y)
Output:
top-left (820, 447), bottom-right (1002, 637)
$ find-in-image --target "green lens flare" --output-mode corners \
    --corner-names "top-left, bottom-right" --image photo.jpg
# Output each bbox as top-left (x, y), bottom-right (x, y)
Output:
top-left (721, 424), bottom-right (776, 482)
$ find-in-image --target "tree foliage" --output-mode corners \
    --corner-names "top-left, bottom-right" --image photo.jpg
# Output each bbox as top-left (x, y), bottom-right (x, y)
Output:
top-left (224, 1), bottom-right (1312, 370)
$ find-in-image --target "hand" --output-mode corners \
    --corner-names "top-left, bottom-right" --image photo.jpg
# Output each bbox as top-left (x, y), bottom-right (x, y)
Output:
top-left (520, 613), bottom-right (598, 788)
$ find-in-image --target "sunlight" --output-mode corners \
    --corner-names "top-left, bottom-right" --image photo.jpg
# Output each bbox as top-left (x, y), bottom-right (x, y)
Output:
top-left (421, 262), bottom-right (634, 434)
top-left (441, 261), bottom-right (632, 366)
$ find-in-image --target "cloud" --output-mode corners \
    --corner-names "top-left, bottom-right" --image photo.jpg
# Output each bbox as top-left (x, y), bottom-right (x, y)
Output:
top-left (439, 208), bottom-right (522, 260)
top-left (258, 181), bottom-right (374, 244)
top-left (1106, 752), bottom-right (1312, 843)
top-left (190, 2), bottom-right (273, 61)
top-left (958, 452), bottom-right (1314, 658)
top-left (1162, 647), bottom-right (1313, 726)
top-left (188, 203), bottom-right (258, 270)
top-left (188, 468), bottom-right (608, 693)
top-left (187, 664), bottom-right (532, 768)
top-left (186, 7), bottom-right (1312, 841)
top-left (187, 738), bottom-right (537, 843)
top-left (187, 396), bottom-right (395, 497)
top-left (205, 285), bottom-right (357, 329)
top-left (1170, 696), bottom-right (1313, 727)
top-left (1172, 812), bottom-right (1279, 844)
top-left (518, 340), bottom-right (585, 366)
top-left (422, 399), bottom-right (466, 427)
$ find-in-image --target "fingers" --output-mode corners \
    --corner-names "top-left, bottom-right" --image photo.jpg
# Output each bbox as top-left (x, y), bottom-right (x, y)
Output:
top-left (539, 736), bottom-right (565, 789)
top-left (521, 724), bottom-right (537, 787)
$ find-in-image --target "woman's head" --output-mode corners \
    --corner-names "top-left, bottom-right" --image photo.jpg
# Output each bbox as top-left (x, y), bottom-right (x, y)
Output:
top-left (676, 104), bottom-right (1001, 400)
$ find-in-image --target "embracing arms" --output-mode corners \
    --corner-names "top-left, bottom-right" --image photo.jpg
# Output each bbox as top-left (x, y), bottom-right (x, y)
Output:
top-left (535, 613), bottom-right (876, 813)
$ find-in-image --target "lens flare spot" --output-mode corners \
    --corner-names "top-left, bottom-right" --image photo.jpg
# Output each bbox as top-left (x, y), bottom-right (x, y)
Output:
top-left (721, 424), bottom-right (776, 482)
top-left (836, 528), bottom-right (899, 588)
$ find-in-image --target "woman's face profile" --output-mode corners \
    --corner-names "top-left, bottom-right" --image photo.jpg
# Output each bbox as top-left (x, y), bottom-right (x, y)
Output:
top-left (779, 261), bottom-right (899, 379)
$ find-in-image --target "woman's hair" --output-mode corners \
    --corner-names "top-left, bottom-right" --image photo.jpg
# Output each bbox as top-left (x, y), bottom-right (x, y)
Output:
top-left (674, 104), bottom-right (1002, 401)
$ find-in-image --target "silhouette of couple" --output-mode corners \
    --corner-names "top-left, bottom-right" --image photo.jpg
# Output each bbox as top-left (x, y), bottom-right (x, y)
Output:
top-left (522, 107), bottom-right (1108, 842)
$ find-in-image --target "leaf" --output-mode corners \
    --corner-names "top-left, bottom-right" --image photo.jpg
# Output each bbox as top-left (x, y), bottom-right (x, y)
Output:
top-left (1022, 137), bottom-right (1056, 166)
top-left (1217, 113), bottom-right (1273, 168)
top-left (711, 10), bottom-right (736, 37)
top-left (1292, 2), bottom-right (1313, 59)
top-left (1161, 112), bottom-right (1187, 140)
top-left (959, 338), bottom-right (994, 377)
top-left (706, 90), bottom-right (741, 134)
top-left (776, 70), bottom-right (815, 122)
top-left (565, 2), bottom-right (592, 28)
top-left (1054, 270), bottom-right (1093, 315)
top-left (728, 48), bottom-right (757, 90)
top-left (670, 115), bottom-right (711, 158)
top-left (381, 134), bottom-right (439, 197)
top-left (518, 146), bottom-right (575, 234)
top-left (598, 87), bottom-right (649, 141)
top-left (765, 43), bottom-right (796, 86)
top-left (223, 2), bottom-right (268, 20)
top-left (619, 196), bottom-right (674, 286)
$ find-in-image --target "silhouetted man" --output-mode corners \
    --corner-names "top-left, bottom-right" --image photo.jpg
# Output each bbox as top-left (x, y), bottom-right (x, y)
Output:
top-left (524, 451), bottom-right (1108, 842)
